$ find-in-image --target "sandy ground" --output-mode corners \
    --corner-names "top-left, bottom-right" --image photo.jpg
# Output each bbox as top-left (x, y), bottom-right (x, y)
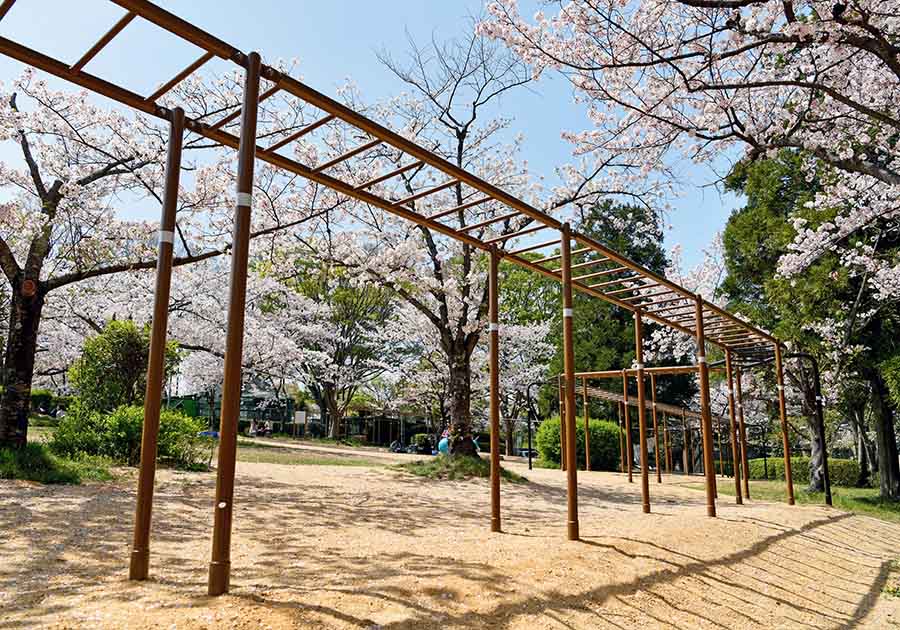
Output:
top-left (2, 458), bottom-right (900, 630)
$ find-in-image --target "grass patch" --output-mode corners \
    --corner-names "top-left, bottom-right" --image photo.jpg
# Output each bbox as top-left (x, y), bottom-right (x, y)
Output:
top-left (235, 443), bottom-right (381, 467)
top-left (687, 478), bottom-right (900, 524)
top-left (394, 454), bottom-right (527, 483)
top-left (0, 442), bottom-right (113, 484)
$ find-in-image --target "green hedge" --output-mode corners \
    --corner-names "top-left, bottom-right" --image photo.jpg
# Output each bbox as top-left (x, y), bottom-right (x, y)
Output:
top-left (50, 403), bottom-right (210, 470)
top-left (747, 456), bottom-right (861, 487)
top-left (535, 416), bottom-right (620, 471)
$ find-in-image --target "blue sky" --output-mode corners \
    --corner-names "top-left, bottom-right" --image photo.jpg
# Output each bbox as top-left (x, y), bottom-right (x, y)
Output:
top-left (0, 0), bottom-right (740, 269)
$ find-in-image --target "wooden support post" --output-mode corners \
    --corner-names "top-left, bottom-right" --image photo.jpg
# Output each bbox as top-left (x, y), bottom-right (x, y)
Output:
top-left (560, 223), bottom-right (579, 540)
top-left (725, 349), bottom-right (743, 504)
top-left (663, 413), bottom-right (671, 474)
top-left (650, 373), bottom-right (661, 484)
top-left (622, 371), bottom-right (633, 483)
top-left (695, 297), bottom-right (717, 517)
top-left (129, 107), bottom-right (184, 581)
top-left (634, 312), bottom-right (651, 513)
top-left (735, 366), bottom-right (751, 499)
top-left (681, 409), bottom-right (690, 475)
top-left (774, 343), bottom-right (796, 506)
top-left (208, 51), bottom-right (261, 597)
top-left (558, 376), bottom-right (566, 472)
top-left (618, 402), bottom-right (626, 473)
top-left (583, 378), bottom-right (591, 471)
top-left (489, 248), bottom-right (501, 532)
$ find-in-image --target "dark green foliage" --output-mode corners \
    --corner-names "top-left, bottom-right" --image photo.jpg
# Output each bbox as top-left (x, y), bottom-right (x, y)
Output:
top-left (535, 416), bottom-right (621, 471)
top-left (30, 388), bottom-right (55, 412)
top-left (68, 320), bottom-right (180, 413)
top-left (0, 442), bottom-right (111, 484)
top-left (50, 404), bottom-right (210, 470)
top-left (394, 454), bottom-right (526, 483)
top-left (747, 457), bottom-right (861, 487)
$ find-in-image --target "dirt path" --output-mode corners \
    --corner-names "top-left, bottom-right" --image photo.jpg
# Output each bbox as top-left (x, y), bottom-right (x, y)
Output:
top-left (2, 462), bottom-right (899, 629)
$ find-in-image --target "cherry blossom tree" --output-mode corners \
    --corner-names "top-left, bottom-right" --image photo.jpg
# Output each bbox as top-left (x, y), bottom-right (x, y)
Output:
top-left (479, 1), bottom-right (900, 297)
top-left (0, 69), bottom-right (337, 448)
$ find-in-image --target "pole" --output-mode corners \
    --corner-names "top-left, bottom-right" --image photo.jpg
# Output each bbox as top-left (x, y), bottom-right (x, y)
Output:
top-left (622, 371), bottom-right (633, 483)
top-left (208, 51), bottom-right (261, 596)
top-left (129, 107), bottom-right (184, 581)
top-left (489, 248), bottom-right (501, 532)
top-left (650, 373), bottom-right (661, 484)
top-left (663, 413), bottom-right (671, 474)
top-left (774, 343), bottom-right (796, 506)
top-left (634, 311), bottom-right (650, 513)
top-left (735, 366), bottom-right (751, 499)
top-left (682, 409), bottom-right (690, 475)
top-left (725, 349), bottom-right (743, 505)
top-left (560, 224), bottom-right (579, 540)
top-left (558, 376), bottom-right (566, 471)
top-left (695, 297), bottom-right (717, 517)
top-left (583, 377), bottom-right (591, 471)
top-left (618, 402), bottom-right (626, 473)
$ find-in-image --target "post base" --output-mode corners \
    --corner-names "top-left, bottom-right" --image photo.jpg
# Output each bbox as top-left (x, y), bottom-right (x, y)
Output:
top-left (490, 519), bottom-right (501, 533)
top-left (567, 521), bottom-right (579, 541)
top-left (642, 504), bottom-right (651, 514)
top-left (128, 549), bottom-right (149, 581)
top-left (707, 506), bottom-right (717, 518)
top-left (208, 560), bottom-right (231, 596)
top-left (788, 498), bottom-right (795, 506)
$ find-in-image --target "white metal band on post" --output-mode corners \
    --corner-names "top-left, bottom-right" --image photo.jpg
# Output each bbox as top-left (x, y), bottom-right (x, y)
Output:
top-left (489, 323), bottom-right (499, 332)
top-left (635, 363), bottom-right (644, 370)
top-left (563, 308), bottom-right (573, 318)
top-left (237, 192), bottom-right (252, 206)
top-left (158, 230), bottom-right (174, 245)
top-left (697, 356), bottom-right (706, 363)
top-left (777, 384), bottom-right (784, 391)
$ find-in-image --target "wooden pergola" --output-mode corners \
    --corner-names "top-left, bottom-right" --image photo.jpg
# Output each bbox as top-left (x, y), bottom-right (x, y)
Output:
top-left (562, 362), bottom-right (758, 515)
top-left (0, 0), bottom-right (797, 596)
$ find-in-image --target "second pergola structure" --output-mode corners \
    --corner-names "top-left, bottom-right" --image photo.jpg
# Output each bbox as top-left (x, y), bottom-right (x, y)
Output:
top-left (0, 0), bottom-right (796, 595)
top-left (559, 360), bottom-right (761, 515)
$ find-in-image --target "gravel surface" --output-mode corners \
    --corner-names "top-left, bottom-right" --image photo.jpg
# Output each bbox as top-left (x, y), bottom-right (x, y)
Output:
top-left (2, 460), bottom-right (899, 629)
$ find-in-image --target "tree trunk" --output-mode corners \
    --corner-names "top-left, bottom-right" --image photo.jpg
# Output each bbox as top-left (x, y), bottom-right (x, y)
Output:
top-left (447, 350), bottom-right (476, 456)
top-left (869, 371), bottom-right (900, 500)
top-left (0, 287), bottom-right (45, 448)
top-left (325, 390), bottom-right (342, 440)
top-left (505, 428), bottom-right (514, 457)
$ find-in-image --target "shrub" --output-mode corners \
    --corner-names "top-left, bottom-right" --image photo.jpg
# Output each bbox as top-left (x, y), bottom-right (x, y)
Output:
top-left (535, 416), bottom-right (621, 471)
top-left (50, 403), bottom-right (210, 470)
top-left (747, 456), bottom-right (861, 487)
top-left (30, 388), bottom-right (55, 412)
top-left (0, 442), bottom-right (111, 484)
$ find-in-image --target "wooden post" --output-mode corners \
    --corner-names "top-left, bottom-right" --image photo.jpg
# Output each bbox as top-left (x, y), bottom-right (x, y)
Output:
top-left (560, 224), bottom-right (579, 540)
top-left (663, 413), bottom-right (671, 474)
top-left (725, 349), bottom-right (743, 504)
top-left (774, 343), bottom-right (796, 505)
top-left (129, 107), bottom-right (184, 581)
top-left (558, 376), bottom-right (566, 471)
top-left (634, 312), bottom-right (651, 513)
top-left (735, 367), bottom-right (751, 499)
top-left (681, 409), bottom-right (690, 475)
top-left (650, 373), bottom-right (661, 484)
top-left (488, 248), bottom-right (501, 532)
top-left (583, 378), bottom-right (591, 471)
top-left (695, 297), bottom-right (717, 518)
top-left (622, 370), bottom-right (633, 482)
top-left (208, 51), bottom-right (261, 596)
top-left (618, 402), bottom-right (626, 473)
